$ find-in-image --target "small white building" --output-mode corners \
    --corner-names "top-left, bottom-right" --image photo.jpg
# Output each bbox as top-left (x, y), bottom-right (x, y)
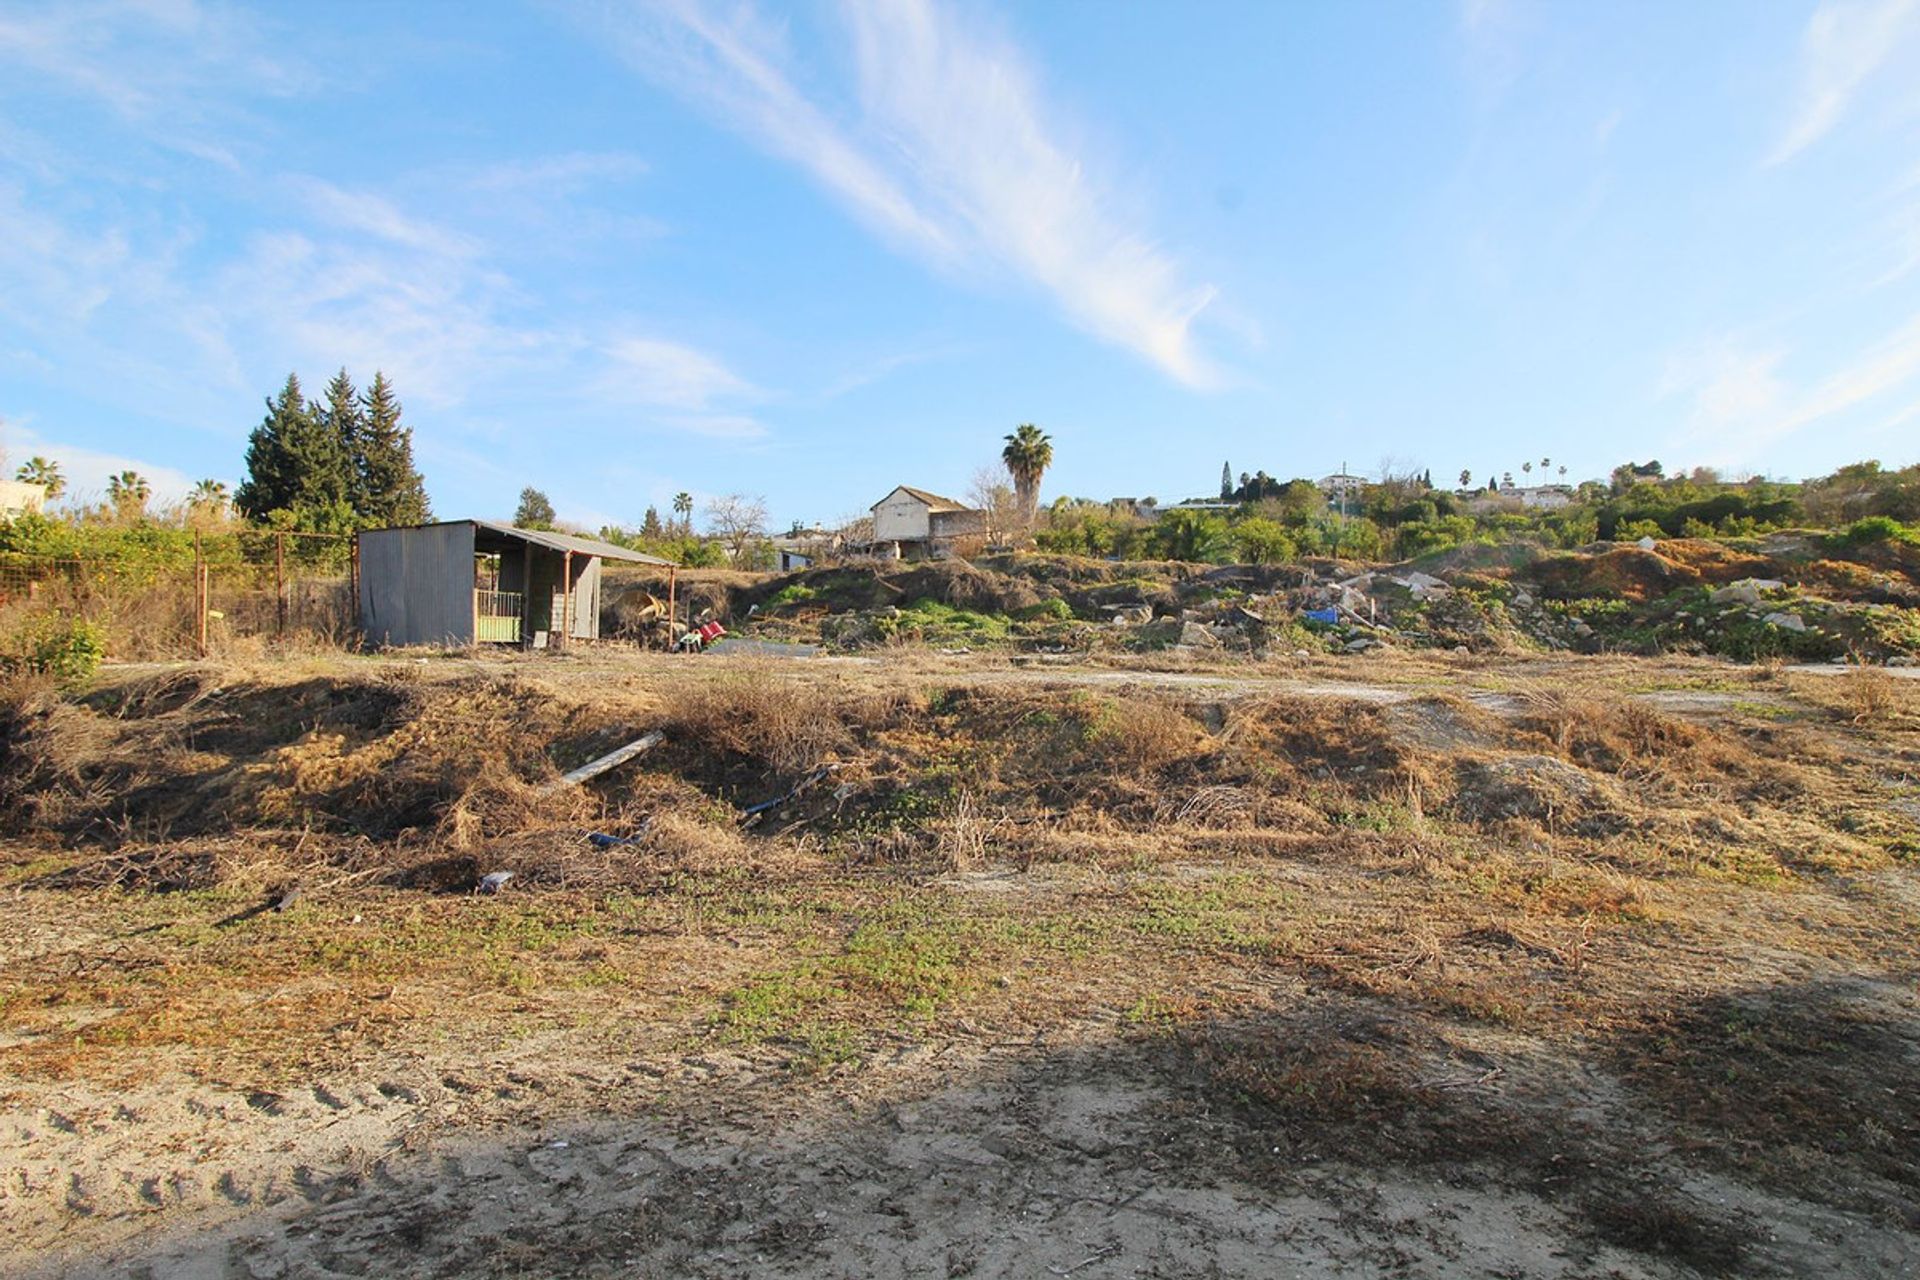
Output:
top-left (1318, 472), bottom-right (1366, 500)
top-left (771, 529), bottom-right (839, 572)
top-left (0, 480), bottom-right (47, 520)
top-left (870, 485), bottom-right (986, 559)
top-left (1511, 485), bottom-right (1575, 510)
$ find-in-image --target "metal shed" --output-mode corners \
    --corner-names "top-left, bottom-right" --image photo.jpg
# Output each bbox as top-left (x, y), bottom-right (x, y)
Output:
top-left (357, 520), bottom-right (675, 649)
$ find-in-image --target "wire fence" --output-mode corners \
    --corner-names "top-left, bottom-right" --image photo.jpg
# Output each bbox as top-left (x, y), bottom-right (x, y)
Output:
top-left (0, 531), bottom-right (358, 662)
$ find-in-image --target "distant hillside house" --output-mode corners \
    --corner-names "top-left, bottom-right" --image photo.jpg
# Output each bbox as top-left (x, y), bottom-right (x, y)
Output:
top-left (870, 485), bottom-right (985, 560)
top-left (0, 480), bottom-right (47, 519)
top-left (1318, 472), bottom-right (1367, 500)
top-left (771, 529), bottom-right (838, 572)
top-left (1512, 485), bottom-right (1575, 510)
top-left (1464, 484), bottom-right (1575, 513)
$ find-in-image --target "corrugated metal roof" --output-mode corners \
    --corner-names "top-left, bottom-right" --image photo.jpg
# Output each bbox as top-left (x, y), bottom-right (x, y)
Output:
top-left (464, 519), bottom-right (677, 566)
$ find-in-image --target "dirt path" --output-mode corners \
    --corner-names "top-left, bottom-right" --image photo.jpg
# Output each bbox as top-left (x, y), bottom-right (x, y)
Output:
top-left (17, 1024), bottom-right (1915, 1280)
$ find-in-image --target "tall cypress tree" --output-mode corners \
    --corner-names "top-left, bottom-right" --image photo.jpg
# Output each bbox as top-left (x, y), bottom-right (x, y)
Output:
top-left (235, 373), bottom-right (312, 519)
top-left (356, 371), bottom-right (431, 527)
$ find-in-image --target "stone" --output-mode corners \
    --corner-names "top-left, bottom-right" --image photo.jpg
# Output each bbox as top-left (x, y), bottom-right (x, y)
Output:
top-left (1763, 611), bottom-right (1808, 633)
top-left (1138, 618), bottom-right (1218, 649)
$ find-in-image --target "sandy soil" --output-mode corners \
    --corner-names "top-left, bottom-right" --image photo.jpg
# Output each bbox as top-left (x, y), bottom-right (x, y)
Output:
top-left (14, 1015), bottom-right (1917, 1280)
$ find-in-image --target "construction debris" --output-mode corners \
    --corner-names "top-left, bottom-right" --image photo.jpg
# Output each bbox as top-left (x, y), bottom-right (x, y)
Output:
top-left (542, 732), bottom-right (664, 793)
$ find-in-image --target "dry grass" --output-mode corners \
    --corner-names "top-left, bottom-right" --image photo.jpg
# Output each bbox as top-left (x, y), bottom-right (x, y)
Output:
top-left (1785, 662), bottom-right (1918, 726)
top-left (5, 646), bottom-right (1920, 1280)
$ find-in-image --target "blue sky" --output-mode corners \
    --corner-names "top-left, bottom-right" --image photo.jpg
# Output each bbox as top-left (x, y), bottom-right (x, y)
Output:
top-left (2, 0), bottom-right (1918, 530)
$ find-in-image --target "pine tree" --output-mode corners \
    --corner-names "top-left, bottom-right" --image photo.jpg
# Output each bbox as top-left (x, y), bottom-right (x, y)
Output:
top-left (236, 373), bottom-right (310, 519)
top-left (515, 487), bottom-right (556, 530)
top-left (356, 372), bottom-right (431, 527)
top-left (319, 368), bottom-right (365, 511)
top-left (1220, 461), bottom-right (1232, 500)
top-left (640, 506), bottom-right (663, 539)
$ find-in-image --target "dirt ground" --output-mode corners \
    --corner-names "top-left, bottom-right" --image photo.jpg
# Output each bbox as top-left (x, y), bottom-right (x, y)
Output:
top-left (3, 647), bottom-right (1918, 1278)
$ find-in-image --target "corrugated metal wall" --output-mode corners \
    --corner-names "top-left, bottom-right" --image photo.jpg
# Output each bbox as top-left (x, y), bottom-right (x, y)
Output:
top-left (569, 557), bottom-right (601, 639)
top-left (358, 523), bottom-right (477, 648)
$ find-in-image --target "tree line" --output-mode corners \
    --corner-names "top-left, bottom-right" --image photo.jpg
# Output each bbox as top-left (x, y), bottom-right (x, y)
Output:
top-left (236, 370), bottom-right (430, 532)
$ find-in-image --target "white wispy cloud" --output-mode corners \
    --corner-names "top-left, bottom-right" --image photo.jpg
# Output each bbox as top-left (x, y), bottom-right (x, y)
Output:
top-left (591, 0), bottom-right (1221, 387)
top-left (289, 177), bottom-right (483, 258)
top-left (1767, 0), bottom-right (1920, 165)
top-left (601, 336), bottom-right (754, 409)
top-left (1665, 314), bottom-right (1920, 462)
top-left (0, 0), bottom-right (312, 162)
top-left (595, 336), bottom-right (765, 438)
top-left (466, 151), bottom-right (651, 193)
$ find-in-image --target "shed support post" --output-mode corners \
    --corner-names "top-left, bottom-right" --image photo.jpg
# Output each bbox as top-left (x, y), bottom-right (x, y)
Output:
top-left (667, 566), bottom-right (677, 645)
top-left (521, 540), bottom-right (533, 650)
top-left (561, 550), bottom-right (573, 650)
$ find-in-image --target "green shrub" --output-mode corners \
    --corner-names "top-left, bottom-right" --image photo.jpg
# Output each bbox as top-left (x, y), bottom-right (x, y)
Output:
top-left (1013, 597), bottom-right (1073, 622)
top-left (6, 615), bottom-right (107, 682)
top-left (1231, 517), bottom-right (1295, 565)
top-left (767, 583), bottom-right (819, 607)
top-left (1837, 515), bottom-right (1915, 547)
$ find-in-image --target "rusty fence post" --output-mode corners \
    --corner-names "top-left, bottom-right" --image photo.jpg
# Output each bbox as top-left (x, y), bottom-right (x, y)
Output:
top-left (194, 531), bottom-right (208, 658)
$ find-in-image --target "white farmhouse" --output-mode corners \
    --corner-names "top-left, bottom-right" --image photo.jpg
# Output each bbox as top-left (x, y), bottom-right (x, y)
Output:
top-left (1318, 471), bottom-right (1366, 500)
top-left (869, 485), bottom-right (986, 560)
top-left (1511, 485), bottom-right (1574, 510)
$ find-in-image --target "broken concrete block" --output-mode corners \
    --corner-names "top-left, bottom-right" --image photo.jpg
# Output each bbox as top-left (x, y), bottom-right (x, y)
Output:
top-left (1138, 618), bottom-right (1218, 648)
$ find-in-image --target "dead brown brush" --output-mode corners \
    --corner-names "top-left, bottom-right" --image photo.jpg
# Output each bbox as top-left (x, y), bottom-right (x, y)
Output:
top-left (660, 666), bottom-right (898, 777)
top-left (1795, 662), bottom-right (1915, 726)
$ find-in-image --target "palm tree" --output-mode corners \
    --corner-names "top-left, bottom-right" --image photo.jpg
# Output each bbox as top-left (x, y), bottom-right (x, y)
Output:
top-left (15, 456), bottom-right (64, 499)
top-left (1458, 469), bottom-right (1472, 489)
top-left (672, 491), bottom-right (693, 536)
top-left (1557, 464), bottom-right (1567, 480)
top-left (1522, 461), bottom-right (1533, 479)
top-left (189, 479), bottom-right (228, 510)
top-left (107, 470), bottom-right (150, 516)
top-left (1001, 423), bottom-right (1054, 527)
